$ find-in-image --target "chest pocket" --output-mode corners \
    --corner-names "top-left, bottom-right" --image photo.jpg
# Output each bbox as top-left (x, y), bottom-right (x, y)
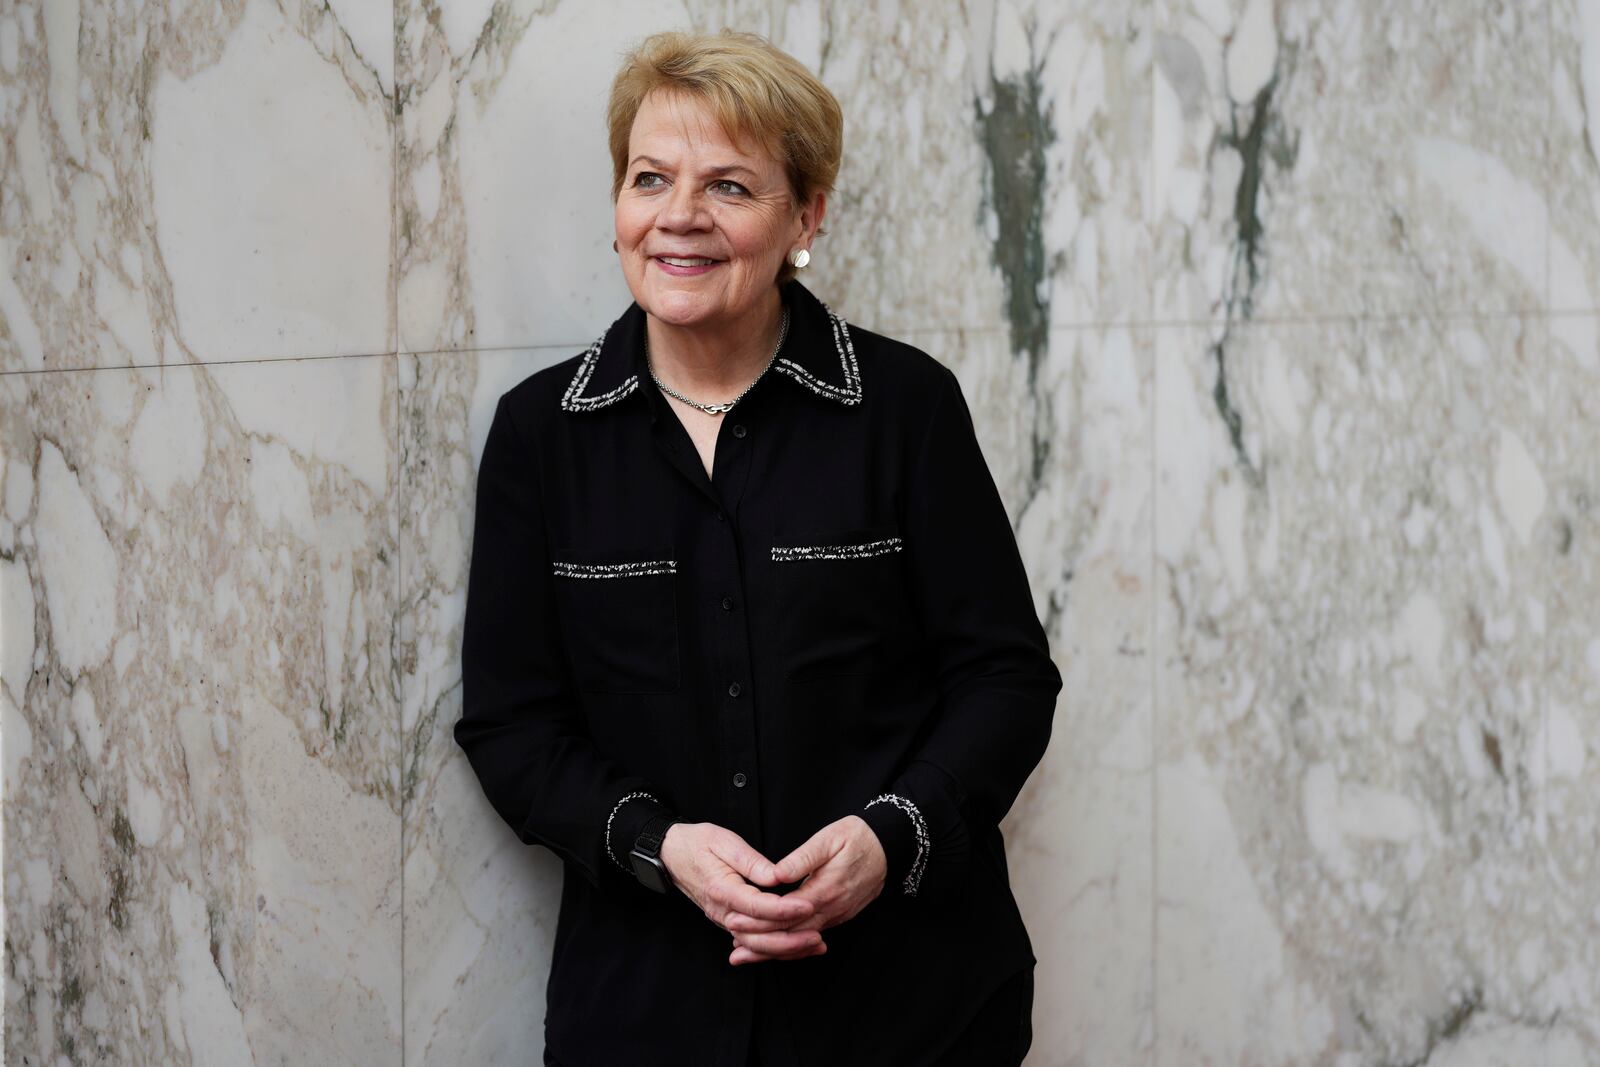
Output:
top-left (549, 544), bottom-right (681, 694)
top-left (771, 523), bottom-right (910, 681)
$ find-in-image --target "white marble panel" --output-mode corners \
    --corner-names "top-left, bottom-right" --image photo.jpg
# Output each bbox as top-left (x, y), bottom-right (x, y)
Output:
top-left (1545, 313), bottom-right (1600, 1064)
top-left (1153, 1), bottom-right (1552, 326)
top-left (1550, 0), bottom-right (1600, 316)
top-left (966, 324), bottom-right (1153, 1067)
top-left (0, 0), bottom-right (394, 372)
top-left (397, 345), bottom-right (585, 1065)
top-left (1153, 316), bottom-right (1561, 1065)
top-left (0, 355), bottom-right (401, 1063)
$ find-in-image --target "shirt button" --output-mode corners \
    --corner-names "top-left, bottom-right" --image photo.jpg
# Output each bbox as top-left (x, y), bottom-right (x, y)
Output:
top-left (721, 596), bottom-right (734, 610)
top-left (727, 681), bottom-right (741, 697)
top-left (733, 772), bottom-right (748, 788)
top-left (715, 509), bottom-right (726, 522)
top-left (732, 424), bottom-right (747, 439)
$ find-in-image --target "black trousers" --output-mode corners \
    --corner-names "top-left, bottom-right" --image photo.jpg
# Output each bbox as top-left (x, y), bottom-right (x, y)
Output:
top-left (745, 962), bottom-right (1034, 1066)
top-left (545, 964), bottom-right (1036, 1065)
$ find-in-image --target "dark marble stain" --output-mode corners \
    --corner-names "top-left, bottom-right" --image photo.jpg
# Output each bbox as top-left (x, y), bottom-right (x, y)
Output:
top-left (107, 865), bottom-right (129, 931)
top-left (974, 26), bottom-right (1058, 513)
top-left (404, 684), bottom-right (450, 807)
top-left (1480, 727), bottom-right (1505, 780)
top-left (208, 898), bottom-right (230, 985)
top-left (1210, 342), bottom-right (1259, 488)
top-left (975, 57), bottom-right (1053, 386)
top-left (1042, 567), bottom-right (1074, 635)
top-left (110, 807), bottom-right (137, 857)
top-left (323, 694), bottom-right (354, 747)
top-left (61, 971), bottom-right (83, 1010)
top-left (1221, 72), bottom-right (1298, 321)
top-left (1208, 44), bottom-right (1301, 491)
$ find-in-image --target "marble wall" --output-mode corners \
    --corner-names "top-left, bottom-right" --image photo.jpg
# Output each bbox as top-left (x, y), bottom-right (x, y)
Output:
top-left (3, 0), bottom-right (1597, 1063)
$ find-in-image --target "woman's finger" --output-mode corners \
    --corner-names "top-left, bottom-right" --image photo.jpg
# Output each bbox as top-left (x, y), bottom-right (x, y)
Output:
top-left (723, 909), bottom-right (802, 933)
top-left (734, 928), bottom-right (824, 955)
top-left (717, 879), bottom-right (815, 925)
top-left (730, 938), bottom-right (828, 966)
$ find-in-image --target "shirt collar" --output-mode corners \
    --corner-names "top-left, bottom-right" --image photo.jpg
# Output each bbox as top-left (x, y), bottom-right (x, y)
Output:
top-left (559, 278), bottom-right (863, 415)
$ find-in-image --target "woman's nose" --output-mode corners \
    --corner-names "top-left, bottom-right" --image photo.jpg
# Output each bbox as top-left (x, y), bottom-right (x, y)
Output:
top-left (658, 183), bottom-right (709, 231)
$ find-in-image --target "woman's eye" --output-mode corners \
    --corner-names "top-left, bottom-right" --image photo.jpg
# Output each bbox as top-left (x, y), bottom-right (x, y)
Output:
top-left (634, 172), bottom-right (663, 189)
top-left (712, 180), bottom-right (748, 196)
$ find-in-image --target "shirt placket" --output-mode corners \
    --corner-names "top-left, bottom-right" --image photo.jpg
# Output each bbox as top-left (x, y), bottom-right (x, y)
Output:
top-left (647, 393), bottom-right (763, 851)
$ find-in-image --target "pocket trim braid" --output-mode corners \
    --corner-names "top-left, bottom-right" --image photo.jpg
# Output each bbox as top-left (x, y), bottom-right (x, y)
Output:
top-left (771, 536), bottom-right (903, 563)
top-left (552, 559), bottom-right (677, 579)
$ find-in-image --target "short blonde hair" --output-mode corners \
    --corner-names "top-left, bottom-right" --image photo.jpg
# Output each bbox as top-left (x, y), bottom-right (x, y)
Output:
top-left (606, 29), bottom-right (843, 286)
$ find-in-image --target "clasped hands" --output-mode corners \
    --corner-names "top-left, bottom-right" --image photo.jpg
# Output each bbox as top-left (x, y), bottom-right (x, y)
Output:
top-left (658, 815), bottom-right (888, 966)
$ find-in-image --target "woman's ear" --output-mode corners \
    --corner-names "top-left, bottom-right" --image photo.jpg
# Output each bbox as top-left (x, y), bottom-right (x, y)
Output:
top-left (801, 191), bottom-right (827, 244)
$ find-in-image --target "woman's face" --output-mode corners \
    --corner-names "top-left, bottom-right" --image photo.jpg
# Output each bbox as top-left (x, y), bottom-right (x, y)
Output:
top-left (615, 89), bottom-right (822, 334)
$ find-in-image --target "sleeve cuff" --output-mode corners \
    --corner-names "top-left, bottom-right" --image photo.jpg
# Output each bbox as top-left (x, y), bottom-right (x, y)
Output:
top-left (860, 793), bottom-right (928, 897)
top-left (604, 790), bottom-right (678, 877)
top-left (861, 759), bottom-right (976, 902)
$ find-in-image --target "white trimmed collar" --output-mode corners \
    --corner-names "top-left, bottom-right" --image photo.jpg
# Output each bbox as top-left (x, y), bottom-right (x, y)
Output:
top-left (560, 279), bottom-right (863, 414)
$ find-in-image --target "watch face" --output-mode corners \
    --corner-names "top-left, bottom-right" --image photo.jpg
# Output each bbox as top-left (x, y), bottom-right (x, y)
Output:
top-left (632, 855), bottom-right (669, 893)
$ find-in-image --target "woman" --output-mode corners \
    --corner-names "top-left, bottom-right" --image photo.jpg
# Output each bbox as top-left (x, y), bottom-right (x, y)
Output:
top-left (456, 28), bottom-right (1061, 1067)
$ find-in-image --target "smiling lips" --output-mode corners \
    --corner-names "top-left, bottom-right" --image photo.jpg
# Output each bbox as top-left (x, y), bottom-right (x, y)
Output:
top-left (652, 254), bottom-right (722, 276)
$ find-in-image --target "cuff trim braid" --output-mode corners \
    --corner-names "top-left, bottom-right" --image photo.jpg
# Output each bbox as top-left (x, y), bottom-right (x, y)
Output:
top-left (864, 792), bottom-right (928, 896)
top-left (606, 791), bottom-right (658, 871)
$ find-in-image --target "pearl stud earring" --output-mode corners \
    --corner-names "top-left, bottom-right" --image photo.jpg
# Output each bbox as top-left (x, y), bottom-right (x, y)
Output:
top-left (789, 248), bottom-right (810, 269)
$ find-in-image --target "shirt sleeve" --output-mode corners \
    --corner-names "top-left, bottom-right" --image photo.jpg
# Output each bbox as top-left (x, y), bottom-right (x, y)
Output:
top-left (455, 392), bottom-right (680, 891)
top-left (859, 363), bottom-right (1064, 902)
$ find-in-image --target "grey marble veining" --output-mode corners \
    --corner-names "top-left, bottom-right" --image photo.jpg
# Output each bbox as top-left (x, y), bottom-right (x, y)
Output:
top-left (0, 0), bottom-right (393, 373)
top-left (394, 0), bottom-right (772, 356)
top-left (1153, 315), bottom-right (1584, 1063)
top-left (1, 358), bottom-right (402, 1062)
top-left (1153, 0), bottom-right (1554, 326)
top-left (397, 346), bottom-right (570, 1065)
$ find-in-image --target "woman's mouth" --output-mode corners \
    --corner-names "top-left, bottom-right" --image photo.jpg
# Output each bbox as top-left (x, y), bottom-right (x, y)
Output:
top-left (653, 255), bottom-right (722, 276)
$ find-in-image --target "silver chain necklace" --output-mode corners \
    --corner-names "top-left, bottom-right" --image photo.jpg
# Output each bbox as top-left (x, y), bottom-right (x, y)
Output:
top-left (645, 306), bottom-right (789, 416)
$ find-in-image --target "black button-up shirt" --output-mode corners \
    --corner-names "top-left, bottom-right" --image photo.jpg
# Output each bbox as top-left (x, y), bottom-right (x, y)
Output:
top-left (455, 278), bottom-right (1063, 1066)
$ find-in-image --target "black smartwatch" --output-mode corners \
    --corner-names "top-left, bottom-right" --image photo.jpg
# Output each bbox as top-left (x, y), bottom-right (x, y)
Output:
top-left (629, 813), bottom-right (684, 893)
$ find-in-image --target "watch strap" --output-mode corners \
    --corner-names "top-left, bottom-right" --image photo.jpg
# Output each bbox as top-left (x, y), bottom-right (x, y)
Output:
top-left (634, 812), bottom-right (681, 856)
